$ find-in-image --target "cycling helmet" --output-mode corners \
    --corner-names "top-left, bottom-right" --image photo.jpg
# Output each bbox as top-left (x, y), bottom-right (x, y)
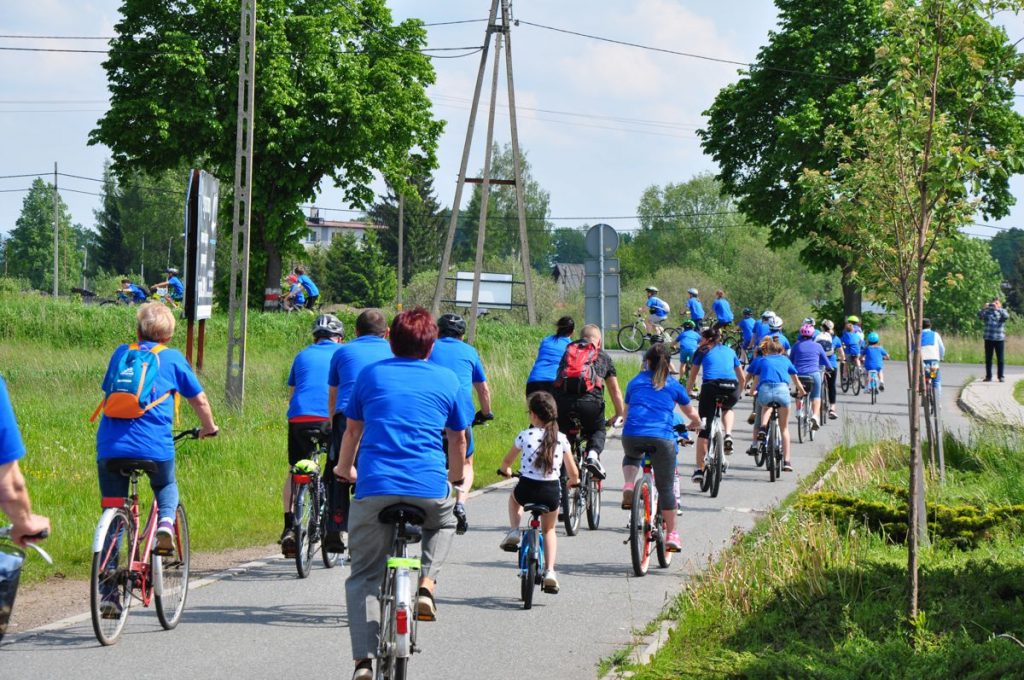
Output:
top-left (165, 267), bottom-right (180, 275)
top-left (682, 320), bottom-right (696, 330)
top-left (799, 323), bottom-right (815, 338)
top-left (867, 331), bottom-right (880, 344)
top-left (768, 315), bottom-right (783, 331)
top-left (312, 314), bottom-right (344, 339)
top-left (761, 309), bottom-right (774, 320)
top-left (821, 319), bottom-right (835, 332)
top-left (803, 316), bottom-right (815, 326)
top-left (688, 288), bottom-right (699, 296)
top-left (438, 313), bottom-right (467, 338)
top-left (286, 274), bottom-right (298, 284)
top-left (645, 286), bottom-right (659, 293)
top-left (846, 315), bottom-right (861, 324)
top-left (742, 307), bottom-right (753, 316)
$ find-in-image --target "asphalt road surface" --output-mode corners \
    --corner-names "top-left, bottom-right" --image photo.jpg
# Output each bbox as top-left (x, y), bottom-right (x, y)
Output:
top-left (1, 362), bottom-right (979, 679)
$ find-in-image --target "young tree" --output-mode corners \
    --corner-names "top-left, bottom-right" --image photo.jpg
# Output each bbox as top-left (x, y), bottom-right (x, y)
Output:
top-left (368, 171), bottom-right (449, 284)
top-left (800, 0), bottom-right (1024, 621)
top-left (322, 230), bottom-right (396, 307)
top-left (6, 178), bottom-right (84, 294)
top-left (90, 0), bottom-right (442, 303)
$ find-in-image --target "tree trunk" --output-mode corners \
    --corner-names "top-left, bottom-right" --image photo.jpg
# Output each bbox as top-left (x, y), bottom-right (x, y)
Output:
top-left (264, 236), bottom-right (282, 310)
top-left (842, 264), bottom-right (862, 319)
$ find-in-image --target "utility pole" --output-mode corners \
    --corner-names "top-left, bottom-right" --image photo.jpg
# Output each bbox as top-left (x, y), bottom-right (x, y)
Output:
top-left (141, 233), bottom-right (146, 282)
top-left (430, 0), bottom-right (535, 328)
top-left (226, 0), bottom-right (257, 409)
top-left (82, 246), bottom-right (88, 290)
top-left (52, 162), bottom-right (58, 297)
top-left (397, 193), bottom-right (404, 311)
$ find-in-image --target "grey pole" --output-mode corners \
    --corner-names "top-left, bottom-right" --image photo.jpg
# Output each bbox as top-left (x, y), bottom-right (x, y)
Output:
top-left (53, 162), bottom-right (58, 297)
top-left (598, 225), bottom-right (605, 335)
top-left (397, 192), bottom-right (404, 311)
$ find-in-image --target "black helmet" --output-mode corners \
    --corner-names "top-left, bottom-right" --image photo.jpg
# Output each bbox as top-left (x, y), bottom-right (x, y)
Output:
top-left (438, 313), bottom-right (466, 338)
top-left (742, 307), bottom-right (753, 315)
top-left (312, 314), bottom-right (344, 339)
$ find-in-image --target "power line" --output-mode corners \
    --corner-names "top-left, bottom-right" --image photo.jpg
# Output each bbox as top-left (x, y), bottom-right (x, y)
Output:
top-left (0, 173), bottom-right (47, 179)
top-left (0, 187), bottom-right (31, 193)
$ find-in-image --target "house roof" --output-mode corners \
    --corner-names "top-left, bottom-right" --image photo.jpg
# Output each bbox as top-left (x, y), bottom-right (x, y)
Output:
top-left (305, 217), bottom-right (386, 230)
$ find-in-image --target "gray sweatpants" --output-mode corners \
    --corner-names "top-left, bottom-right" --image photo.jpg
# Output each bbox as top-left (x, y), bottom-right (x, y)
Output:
top-left (345, 489), bottom-right (456, 660)
top-left (621, 435), bottom-right (677, 512)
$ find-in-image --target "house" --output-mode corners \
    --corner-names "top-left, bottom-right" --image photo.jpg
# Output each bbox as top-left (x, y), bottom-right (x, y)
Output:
top-left (552, 262), bottom-right (584, 296)
top-left (302, 208), bottom-right (386, 248)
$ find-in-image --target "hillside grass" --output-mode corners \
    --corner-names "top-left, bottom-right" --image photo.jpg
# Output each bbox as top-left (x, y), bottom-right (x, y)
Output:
top-left (2, 295), bottom-right (637, 582)
top-left (613, 429), bottom-right (1024, 679)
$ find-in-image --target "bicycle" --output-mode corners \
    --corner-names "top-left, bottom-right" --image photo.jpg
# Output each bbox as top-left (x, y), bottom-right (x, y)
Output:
top-left (618, 313), bottom-right (672, 353)
top-left (922, 361), bottom-right (945, 479)
top-left (90, 429), bottom-right (202, 646)
top-left (288, 426), bottom-right (343, 578)
top-left (699, 395), bottom-right (729, 498)
top-left (626, 447), bottom-right (671, 577)
top-left (374, 503), bottom-right (425, 680)
top-left (819, 368), bottom-right (832, 427)
top-left (559, 416), bottom-right (600, 535)
top-left (849, 360), bottom-right (864, 396)
top-left (0, 526), bottom-right (51, 644)
top-left (757, 402), bottom-right (784, 482)
top-left (794, 376), bottom-right (815, 443)
top-left (866, 369), bottom-right (880, 405)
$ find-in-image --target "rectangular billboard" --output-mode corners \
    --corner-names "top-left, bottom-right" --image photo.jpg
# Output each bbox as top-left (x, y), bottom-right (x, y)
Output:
top-left (183, 170), bottom-right (219, 321)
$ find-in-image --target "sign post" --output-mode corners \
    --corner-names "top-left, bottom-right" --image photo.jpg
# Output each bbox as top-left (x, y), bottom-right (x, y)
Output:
top-left (183, 169), bottom-right (219, 371)
top-left (584, 223), bottom-right (620, 336)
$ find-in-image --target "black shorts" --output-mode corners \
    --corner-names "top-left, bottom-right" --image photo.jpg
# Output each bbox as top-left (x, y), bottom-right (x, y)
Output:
top-left (512, 477), bottom-right (560, 513)
top-left (525, 381), bottom-right (555, 398)
top-left (698, 380), bottom-right (740, 438)
top-left (305, 295), bottom-right (319, 309)
top-left (288, 421), bottom-right (328, 465)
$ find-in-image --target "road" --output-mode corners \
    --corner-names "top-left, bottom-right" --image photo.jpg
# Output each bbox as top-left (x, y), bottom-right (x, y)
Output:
top-left (1, 362), bottom-right (983, 678)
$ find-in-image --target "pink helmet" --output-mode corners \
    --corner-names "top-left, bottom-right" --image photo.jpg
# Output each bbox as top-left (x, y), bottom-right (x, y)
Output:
top-left (799, 323), bottom-right (815, 338)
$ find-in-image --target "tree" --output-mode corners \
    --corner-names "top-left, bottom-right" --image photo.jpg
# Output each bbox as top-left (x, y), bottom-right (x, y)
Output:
top-left (368, 170), bottom-right (449, 284)
top-left (550, 227), bottom-right (587, 264)
top-left (93, 161), bottom-right (130, 275)
top-left (117, 167), bottom-right (189, 284)
top-left (458, 143), bottom-right (553, 271)
top-left (322, 230), bottom-right (396, 307)
top-left (989, 227), bottom-right (1024, 310)
top-left (800, 0), bottom-right (1024, 621)
top-left (90, 0), bottom-right (442, 303)
top-left (6, 178), bottom-right (84, 294)
top-left (924, 238), bottom-right (1003, 333)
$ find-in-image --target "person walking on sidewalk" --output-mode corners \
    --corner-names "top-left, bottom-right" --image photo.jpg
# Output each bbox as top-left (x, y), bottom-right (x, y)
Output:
top-left (978, 297), bottom-right (1010, 382)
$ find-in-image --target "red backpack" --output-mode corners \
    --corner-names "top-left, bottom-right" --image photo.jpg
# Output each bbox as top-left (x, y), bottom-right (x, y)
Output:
top-left (555, 341), bottom-right (604, 395)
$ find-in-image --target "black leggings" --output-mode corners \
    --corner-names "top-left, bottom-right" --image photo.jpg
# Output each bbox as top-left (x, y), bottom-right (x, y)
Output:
top-left (824, 368), bottom-right (837, 405)
top-left (621, 436), bottom-right (677, 512)
top-left (328, 412), bottom-right (351, 531)
top-left (555, 395), bottom-right (607, 456)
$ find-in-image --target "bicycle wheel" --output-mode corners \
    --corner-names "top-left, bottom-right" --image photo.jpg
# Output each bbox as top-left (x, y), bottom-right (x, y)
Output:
top-left (870, 383), bottom-right (877, 405)
top-left (376, 568), bottom-right (398, 678)
top-left (155, 504), bottom-right (190, 630)
top-left (753, 439), bottom-right (766, 467)
top-left (840, 364), bottom-right (850, 393)
top-left (655, 513), bottom-right (672, 568)
top-left (767, 421), bottom-right (779, 483)
top-left (851, 367), bottom-right (862, 396)
top-left (820, 383), bottom-right (830, 428)
top-left (629, 478), bottom-right (653, 576)
top-left (796, 404), bottom-right (805, 444)
top-left (521, 534), bottom-right (538, 610)
top-left (293, 484), bottom-right (314, 578)
top-left (586, 474), bottom-right (601, 530)
top-left (663, 327), bottom-right (679, 346)
top-left (617, 324), bottom-right (645, 352)
top-left (709, 432), bottom-right (723, 498)
top-left (90, 508), bottom-right (134, 646)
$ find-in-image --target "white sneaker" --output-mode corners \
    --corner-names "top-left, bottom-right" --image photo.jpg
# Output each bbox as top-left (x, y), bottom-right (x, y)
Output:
top-left (500, 528), bottom-right (520, 552)
top-left (542, 570), bottom-right (559, 594)
top-left (585, 453), bottom-right (607, 480)
top-left (810, 415), bottom-right (820, 431)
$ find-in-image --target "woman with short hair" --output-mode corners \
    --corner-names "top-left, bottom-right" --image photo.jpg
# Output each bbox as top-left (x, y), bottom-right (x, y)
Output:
top-left (525, 316), bottom-right (575, 396)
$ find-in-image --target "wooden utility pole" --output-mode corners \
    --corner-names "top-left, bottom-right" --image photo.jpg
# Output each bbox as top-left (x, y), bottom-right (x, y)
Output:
top-left (52, 162), bottom-right (58, 297)
top-left (226, 0), bottom-right (257, 409)
top-left (430, 0), bottom-right (536, 329)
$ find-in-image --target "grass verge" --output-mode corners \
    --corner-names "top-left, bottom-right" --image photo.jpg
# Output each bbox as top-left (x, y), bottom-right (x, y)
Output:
top-left (1015, 379), bottom-right (1024, 407)
top-left (615, 429), bottom-right (1024, 679)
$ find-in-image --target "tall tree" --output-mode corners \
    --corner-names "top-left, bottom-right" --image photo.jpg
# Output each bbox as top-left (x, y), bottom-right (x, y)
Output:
top-left (117, 167), bottom-right (189, 283)
top-left (368, 170), bottom-right (449, 284)
top-left (322, 229), bottom-right (396, 307)
top-left (924, 237), bottom-right (1003, 333)
top-left (801, 0), bottom-right (1024, 621)
top-left (6, 178), bottom-right (84, 293)
top-left (550, 227), bottom-right (587, 264)
top-left (93, 161), bottom-right (130, 275)
top-left (90, 0), bottom-right (443, 303)
top-left (459, 143), bottom-right (553, 271)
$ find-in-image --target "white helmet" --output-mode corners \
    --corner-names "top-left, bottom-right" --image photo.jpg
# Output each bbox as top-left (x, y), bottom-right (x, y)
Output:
top-left (769, 315), bottom-right (783, 331)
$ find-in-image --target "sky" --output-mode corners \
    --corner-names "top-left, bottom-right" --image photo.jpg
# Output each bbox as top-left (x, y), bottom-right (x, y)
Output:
top-left (1, 1), bottom-right (1022, 244)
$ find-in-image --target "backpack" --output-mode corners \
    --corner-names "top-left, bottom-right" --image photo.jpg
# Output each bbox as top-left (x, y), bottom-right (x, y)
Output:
top-left (816, 332), bottom-right (835, 357)
top-left (90, 343), bottom-right (171, 421)
top-left (555, 341), bottom-right (604, 395)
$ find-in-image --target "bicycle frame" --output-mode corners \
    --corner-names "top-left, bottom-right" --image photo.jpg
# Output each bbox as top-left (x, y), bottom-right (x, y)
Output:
top-left (95, 476), bottom-right (161, 608)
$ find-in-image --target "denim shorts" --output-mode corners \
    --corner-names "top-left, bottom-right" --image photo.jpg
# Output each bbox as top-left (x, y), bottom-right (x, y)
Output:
top-left (798, 372), bottom-right (822, 400)
top-left (756, 383), bottom-right (791, 408)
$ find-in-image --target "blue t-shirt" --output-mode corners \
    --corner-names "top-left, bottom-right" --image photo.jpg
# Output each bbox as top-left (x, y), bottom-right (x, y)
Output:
top-left (677, 329), bottom-right (700, 354)
top-left (526, 334), bottom-right (571, 383)
top-left (829, 336), bottom-right (842, 369)
top-left (127, 284), bottom-right (148, 303)
top-left (738, 317), bottom-right (757, 345)
top-left (287, 340), bottom-right (342, 420)
top-left (842, 329), bottom-right (864, 356)
top-left (789, 338), bottom-right (829, 375)
top-left (96, 343), bottom-right (204, 462)
top-left (623, 372), bottom-right (691, 440)
top-left (347, 358), bottom-right (471, 499)
top-left (751, 354), bottom-right (798, 386)
top-left (712, 298), bottom-right (733, 324)
top-left (688, 297), bottom-right (704, 321)
top-left (289, 283), bottom-right (306, 305)
top-left (646, 296), bottom-right (669, 319)
top-left (754, 320), bottom-right (773, 344)
top-left (328, 335), bottom-right (394, 414)
top-left (695, 344), bottom-right (740, 381)
top-left (864, 345), bottom-right (889, 371)
top-left (428, 337), bottom-right (486, 416)
top-left (167, 276), bottom-right (184, 300)
top-left (298, 274), bottom-right (319, 298)
top-left (0, 376), bottom-right (26, 466)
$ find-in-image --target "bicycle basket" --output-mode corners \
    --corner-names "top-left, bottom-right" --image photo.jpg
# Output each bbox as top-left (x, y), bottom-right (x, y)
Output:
top-left (0, 543), bottom-right (26, 641)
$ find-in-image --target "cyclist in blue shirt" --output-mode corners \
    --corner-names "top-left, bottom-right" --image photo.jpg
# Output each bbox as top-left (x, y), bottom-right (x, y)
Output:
top-left (686, 288), bottom-right (705, 328)
top-left (428, 313), bottom-right (493, 534)
top-left (280, 314), bottom-right (344, 556)
top-left (620, 344), bottom-right (701, 551)
top-left (151, 267), bottom-right (185, 302)
top-left (789, 323), bottom-right (830, 429)
top-left (0, 375), bottom-right (50, 547)
top-left (762, 315), bottom-right (790, 354)
top-left (863, 332), bottom-right (889, 391)
top-left (746, 337), bottom-right (806, 471)
top-left (119, 278), bottom-right (148, 304)
top-left (817, 320), bottom-right (844, 420)
top-left (919, 318), bottom-right (945, 394)
top-left (686, 327), bottom-right (745, 483)
top-left (283, 274), bottom-right (306, 310)
top-left (526, 316), bottom-right (574, 396)
top-left (294, 265), bottom-right (320, 309)
top-left (712, 290), bottom-right (734, 329)
top-left (641, 286), bottom-right (671, 337)
top-left (738, 308), bottom-right (757, 358)
top-left (753, 310), bottom-right (775, 347)
top-left (675, 320), bottom-right (701, 365)
top-left (325, 309), bottom-right (393, 551)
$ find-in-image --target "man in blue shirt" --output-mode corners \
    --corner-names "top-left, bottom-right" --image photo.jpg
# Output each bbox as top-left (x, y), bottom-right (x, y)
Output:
top-left (280, 314), bottom-right (344, 556)
top-left (120, 278), bottom-right (148, 304)
top-left (325, 309), bottom-right (393, 550)
top-left (295, 265), bottom-right (320, 310)
top-left (738, 308), bottom-right (757, 360)
top-left (686, 288), bottom-right (705, 328)
top-left (712, 290), bottom-right (734, 329)
top-left (428, 313), bottom-right (493, 534)
top-left (151, 267), bottom-right (185, 302)
top-left (0, 375), bottom-right (50, 547)
top-left (641, 286), bottom-right (670, 337)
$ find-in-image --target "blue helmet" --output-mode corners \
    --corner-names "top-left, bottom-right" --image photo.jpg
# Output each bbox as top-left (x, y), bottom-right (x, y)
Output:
top-left (867, 331), bottom-right (880, 344)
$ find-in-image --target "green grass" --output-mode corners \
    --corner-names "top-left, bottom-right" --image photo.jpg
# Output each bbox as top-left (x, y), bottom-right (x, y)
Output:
top-left (1015, 380), bottom-right (1024, 407)
top-left (3, 294), bottom-right (637, 582)
top-left (875, 332), bottom-right (1024, 365)
top-left (619, 430), bottom-right (1024, 679)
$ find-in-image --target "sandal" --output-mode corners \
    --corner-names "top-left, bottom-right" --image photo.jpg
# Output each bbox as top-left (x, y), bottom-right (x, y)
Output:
top-left (415, 587), bottom-right (437, 621)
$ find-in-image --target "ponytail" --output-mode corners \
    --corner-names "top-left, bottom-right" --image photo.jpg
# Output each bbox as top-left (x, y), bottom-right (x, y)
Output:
top-left (644, 343), bottom-right (672, 390)
top-left (527, 391), bottom-right (560, 475)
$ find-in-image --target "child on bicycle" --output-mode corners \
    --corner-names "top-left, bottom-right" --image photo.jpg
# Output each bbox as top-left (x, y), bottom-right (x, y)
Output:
top-left (746, 337), bottom-right (805, 471)
top-left (863, 332), bottom-right (889, 391)
top-left (675, 320), bottom-right (700, 366)
top-left (499, 391), bottom-right (579, 594)
top-left (842, 316), bottom-right (865, 368)
top-left (640, 286), bottom-right (670, 338)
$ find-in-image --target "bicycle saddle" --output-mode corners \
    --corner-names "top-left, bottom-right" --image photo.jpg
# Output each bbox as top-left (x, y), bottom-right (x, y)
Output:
top-left (523, 503), bottom-right (555, 515)
top-left (378, 503), bottom-right (427, 527)
top-left (105, 458), bottom-right (159, 476)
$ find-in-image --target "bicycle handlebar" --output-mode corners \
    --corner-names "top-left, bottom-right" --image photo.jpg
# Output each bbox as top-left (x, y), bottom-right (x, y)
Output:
top-left (0, 526), bottom-right (53, 563)
top-left (173, 428), bottom-right (217, 441)
top-left (497, 469), bottom-right (521, 478)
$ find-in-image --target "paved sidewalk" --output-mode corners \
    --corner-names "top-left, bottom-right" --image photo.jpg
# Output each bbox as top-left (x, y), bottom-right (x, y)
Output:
top-left (958, 369), bottom-right (1024, 426)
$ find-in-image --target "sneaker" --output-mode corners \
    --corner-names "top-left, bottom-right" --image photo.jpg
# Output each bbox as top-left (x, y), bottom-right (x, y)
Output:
top-left (665, 531), bottom-right (682, 552)
top-left (810, 415), bottom-right (820, 431)
top-left (783, 462), bottom-right (794, 472)
top-left (621, 486), bottom-right (634, 510)
top-left (747, 411), bottom-right (756, 425)
top-left (999, 377), bottom-right (1006, 383)
top-left (691, 469), bottom-right (703, 485)
top-left (155, 519), bottom-right (175, 554)
top-left (747, 444), bottom-right (758, 456)
top-left (757, 427), bottom-right (767, 441)
top-left (352, 661), bottom-right (374, 680)
top-left (99, 595), bottom-right (123, 620)
top-left (879, 382), bottom-right (885, 392)
top-left (585, 453), bottom-right (607, 480)
top-left (454, 502), bottom-right (468, 535)
top-left (323, 530), bottom-right (347, 553)
top-left (983, 377), bottom-right (993, 382)
top-left (500, 529), bottom-right (520, 552)
top-left (415, 587), bottom-right (437, 621)
top-left (280, 529), bottom-right (296, 557)
top-left (676, 505), bottom-right (683, 516)
top-left (542, 570), bottom-right (560, 594)
top-left (723, 434), bottom-right (734, 454)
